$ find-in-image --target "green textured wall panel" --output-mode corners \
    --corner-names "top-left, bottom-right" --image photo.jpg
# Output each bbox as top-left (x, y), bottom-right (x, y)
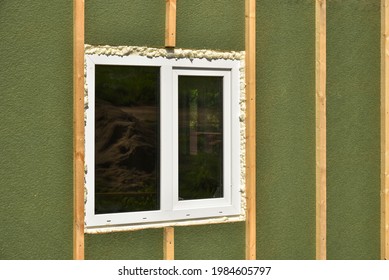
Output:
top-left (2, 0), bottom-right (381, 261)
top-left (175, 223), bottom-right (245, 260)
top-left (0, 1), bottom-right (73, 259)
top-left (85, 0), bottom-right (165, 47)
top-left (176, 0), bottom-right (244, 51)
top-left (256, 0), bottom-right (316, 259)
top-left (327, 0), bottom-right (380, 260)
top-left (85, 230), bottom-right (163, 260)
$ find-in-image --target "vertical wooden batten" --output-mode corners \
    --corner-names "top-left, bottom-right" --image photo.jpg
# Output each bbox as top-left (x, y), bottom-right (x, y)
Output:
top-left (165, 0), bottom-right (177, 48)
top-left (163, 227), bottom-right (175, 260)
top-left (245, 0), bottom-right (256, 260)
top-left (381, 0), bottom-right (389, 261)
top-left (164, 0), bottom-right (176, 259)
top-left (315, 0), bottom-right (327, 260)
top-left (73, 0), bottom-right (85, 260)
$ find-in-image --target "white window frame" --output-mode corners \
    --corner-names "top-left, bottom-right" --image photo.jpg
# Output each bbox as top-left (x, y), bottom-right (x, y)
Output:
top-left (85, 54), bottom-right (241, 229)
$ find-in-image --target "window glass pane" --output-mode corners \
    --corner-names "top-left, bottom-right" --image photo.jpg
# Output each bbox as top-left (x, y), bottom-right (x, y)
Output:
top-left (178, 76), bottom-right (223, 200)
top-left (94, 65), bottom-right (160, 214)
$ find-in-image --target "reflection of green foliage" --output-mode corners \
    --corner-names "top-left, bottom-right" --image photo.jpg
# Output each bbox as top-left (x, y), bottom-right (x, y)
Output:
top-left (95, 193), bottom-right (159, 214)
top-left (179, 152), bottom-right (223, 200)
top-left (179, 76), bottom-right (223, 109)
top-left (95, 65), bottom-right (159, 106)
top-left (95, 174), bottom-right (159, 212)
top-left (95, 171), bottom-right (159, 214)
top-left (189, 89), bottom-right (198, 129)
top-left (178, 76), bottom-right (224, 200)
top-left (179, 76), bottom-right (223, 132)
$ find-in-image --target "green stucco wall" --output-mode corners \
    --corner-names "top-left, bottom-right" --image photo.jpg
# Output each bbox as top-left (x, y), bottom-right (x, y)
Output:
top-left (255, 0), bottom-right (381, 260)
top-left (0, 0), bottom-right (382, 260)
top-left (0, 1), bottom-right (73, 259)
top-left (256, 0), bottom-right (316, 259)
top-left (327, 0), bottom-right (380, 259)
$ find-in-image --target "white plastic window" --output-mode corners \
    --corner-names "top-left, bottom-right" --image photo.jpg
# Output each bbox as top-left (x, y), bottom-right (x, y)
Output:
top-left (85, 53), bottom-right (241, 229)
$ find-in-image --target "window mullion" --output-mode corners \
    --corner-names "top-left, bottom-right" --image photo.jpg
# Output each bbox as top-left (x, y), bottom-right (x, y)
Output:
top-left (160, 65), bottom-right (174, 212)
top-left (172, 69), bottom-right (179, 210)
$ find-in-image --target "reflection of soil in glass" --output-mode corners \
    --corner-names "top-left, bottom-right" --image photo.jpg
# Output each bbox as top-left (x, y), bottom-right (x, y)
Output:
top-left (94, 65), bottom-right (160, 214)
top-left (178, 76), bottom-right (223, 200)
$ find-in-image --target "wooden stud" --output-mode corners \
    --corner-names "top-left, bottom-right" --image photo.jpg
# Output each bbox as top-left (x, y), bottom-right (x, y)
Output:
top-left (315, 0), bottom-right (327, 260)
top-left (163, 227), bottom-right (175, 260)
top-left (245, 0), bottom-right (256, 260)
top-left (381, 0), bottom-right (389, 261)
top-left (73, 0), bottom-right (85, 260)
top-left (165, 0), bottom-right (176, 48)
top-left (164, 0), bottom-right (176, 260)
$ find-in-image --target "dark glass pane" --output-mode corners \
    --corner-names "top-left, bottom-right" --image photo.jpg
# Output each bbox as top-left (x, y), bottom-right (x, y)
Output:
top-left (94, 65), bottom-right (160, 214)
top-left (178, 76), bottom-right (223, 200)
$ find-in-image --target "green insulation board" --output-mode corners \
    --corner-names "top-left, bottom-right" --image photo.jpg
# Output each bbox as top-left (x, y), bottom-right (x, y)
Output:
top-left (0, 0), bottom-right (381, 260)
top-left (327, 0), bottom-right (380, 260)
top-left (256, 0), bottom-right (316, 259)
top-left (0, 1), bottom-right (73, 259)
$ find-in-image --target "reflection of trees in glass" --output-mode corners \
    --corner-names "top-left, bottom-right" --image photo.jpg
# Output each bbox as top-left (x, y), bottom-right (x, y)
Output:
top-left (179, 76), bottom-right (223, 200)
top-left (189, 89), bottom-right (198, 130)
top-left (95, 65), bottom-right (159, 106)
top-left (94, 65), bottom-right (160, 214)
